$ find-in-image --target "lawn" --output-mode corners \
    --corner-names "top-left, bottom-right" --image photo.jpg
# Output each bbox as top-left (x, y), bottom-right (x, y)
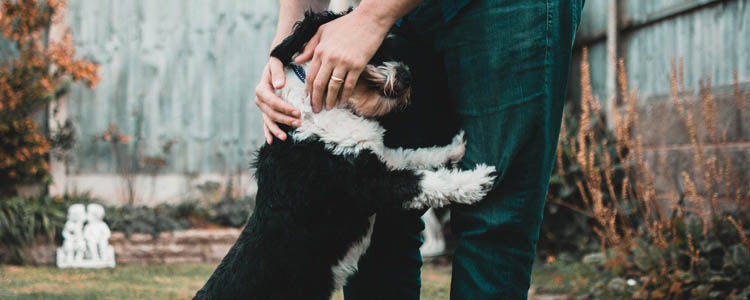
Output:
top-left (0, 262), bottom-right (568, 299)
top-left (0, 263), bottom-right (453, 300)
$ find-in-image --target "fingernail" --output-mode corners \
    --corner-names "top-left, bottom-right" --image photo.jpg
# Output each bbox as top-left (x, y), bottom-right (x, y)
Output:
top-left (280, 134), bottom-right (286, 140)
top-left (273, 80), bottom-right (283, 88)
top-left (293, 111), bottom-right (301, 117)
top-left (292, 120), bottom-right (301, 127)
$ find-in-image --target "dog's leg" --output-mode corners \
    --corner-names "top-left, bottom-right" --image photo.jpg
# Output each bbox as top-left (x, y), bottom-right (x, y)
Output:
top-left (403, 164), bottom-right (497, 209)
top-left (382, 131), bottom-right (466, 170)
top-left (331, 214), bottom-right (376, 290)
top-left (351, 151), bottom-right (494, 211)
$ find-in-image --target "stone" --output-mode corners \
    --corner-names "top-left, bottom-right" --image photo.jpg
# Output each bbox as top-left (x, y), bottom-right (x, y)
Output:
top-left (583, 252), bottom-right (606, 267)
top-left (23, 228), bottom-right (240, 265)
top-left (56, 203), bottom-right (116, 268)
top-left (607, 278), bottom-right (626, 293)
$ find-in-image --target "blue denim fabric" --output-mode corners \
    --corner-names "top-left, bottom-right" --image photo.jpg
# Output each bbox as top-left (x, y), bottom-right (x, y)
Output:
top-left (344, 0), bottom-right (582, 299)
top-left (441, 0), bottom-right (472, 21)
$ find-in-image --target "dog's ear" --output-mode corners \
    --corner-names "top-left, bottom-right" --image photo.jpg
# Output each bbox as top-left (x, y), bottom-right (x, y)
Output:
top-left (270, 10), bottom-right (350, 66)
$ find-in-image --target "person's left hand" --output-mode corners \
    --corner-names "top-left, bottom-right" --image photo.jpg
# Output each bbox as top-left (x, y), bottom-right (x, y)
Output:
top-left (294, 10), bottom-right (392, 113)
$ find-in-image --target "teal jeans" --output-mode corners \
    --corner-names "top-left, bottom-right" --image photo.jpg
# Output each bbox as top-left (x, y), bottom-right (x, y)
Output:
top-left (344, 0), bottom-right (582, 299)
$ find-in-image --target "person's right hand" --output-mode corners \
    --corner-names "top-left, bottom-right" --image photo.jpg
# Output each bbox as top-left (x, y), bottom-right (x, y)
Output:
top-left (254, 57), bottom-right (302, 144)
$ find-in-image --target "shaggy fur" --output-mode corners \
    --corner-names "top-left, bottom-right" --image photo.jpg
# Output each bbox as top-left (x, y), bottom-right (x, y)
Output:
top-left (194, 11), bottom-right (496, 300)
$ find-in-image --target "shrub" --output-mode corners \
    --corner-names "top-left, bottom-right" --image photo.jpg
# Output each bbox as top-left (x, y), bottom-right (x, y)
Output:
top-left (0, 0), bottom-right (98, 194)
top-left (105, 204), bottom-right (193, 238)
top-left (540, 103), bottom-right (626, 258)
top-left (0, 192), bottom-right (255, 263)
top-left (206, 196), bottom-right (254, 228)
top-left (0, 193), bottom-right (90, 264)
top-left (105, 196), bottom-right (254, 237)
top-left (558, 50), bottom-right (750, 299)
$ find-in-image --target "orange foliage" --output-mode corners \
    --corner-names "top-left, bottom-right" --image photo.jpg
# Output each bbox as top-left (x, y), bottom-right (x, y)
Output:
top-left (0, 0), bottom-right (98, 191)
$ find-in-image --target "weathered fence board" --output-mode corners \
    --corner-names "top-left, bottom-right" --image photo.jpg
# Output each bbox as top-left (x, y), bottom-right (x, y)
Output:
top-left (64, 0), bottom-right (276, 174)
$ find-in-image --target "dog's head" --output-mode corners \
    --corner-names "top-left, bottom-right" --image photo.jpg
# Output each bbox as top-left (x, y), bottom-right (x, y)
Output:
top-left (270, 11), bottom-right (411, 118)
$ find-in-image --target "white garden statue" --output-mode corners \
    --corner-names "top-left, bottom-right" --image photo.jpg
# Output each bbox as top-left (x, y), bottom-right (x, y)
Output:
top-left (56, 204), bottom-right (87, 265)
top-left (56, 203), bottom-right (116, 268)
top-left (420, 208), bottom-right (446, 258)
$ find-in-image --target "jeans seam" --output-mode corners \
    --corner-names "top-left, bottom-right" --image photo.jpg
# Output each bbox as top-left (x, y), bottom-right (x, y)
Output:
top-left (544, 0), bottom-right (552, 96)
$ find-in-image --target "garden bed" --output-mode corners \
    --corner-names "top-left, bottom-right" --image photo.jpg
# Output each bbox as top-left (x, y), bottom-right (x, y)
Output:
top-left (3, 228), bottom-right (241, 265)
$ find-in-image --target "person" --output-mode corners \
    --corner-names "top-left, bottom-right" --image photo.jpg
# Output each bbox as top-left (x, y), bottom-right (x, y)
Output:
top-left (253, 0), bottom-right (583, 299)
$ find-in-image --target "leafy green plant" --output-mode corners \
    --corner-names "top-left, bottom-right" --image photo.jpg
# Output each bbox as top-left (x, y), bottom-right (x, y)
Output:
top-left (1, 191), bottom-right (255, 264)
top-left (0, 196), bottom-right (66, 264)
top-left (104, 204), bottom-right (191, 238)
top-left (105, 196), bottom-right (254, 237)
top-left (206, 196), bottom-right (254, 228)
top-left (574, 213), bottom-right (750, 300)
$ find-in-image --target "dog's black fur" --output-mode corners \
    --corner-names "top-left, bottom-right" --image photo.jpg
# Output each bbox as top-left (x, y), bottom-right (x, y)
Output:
top-left (194, 11), bottom-right (490, 300)
top-left (270, 10), bottom-right (396, 69)
top-left (270, 10), bottom-right (412, 99)
top-left (195, 136), bottom-right (425, 300)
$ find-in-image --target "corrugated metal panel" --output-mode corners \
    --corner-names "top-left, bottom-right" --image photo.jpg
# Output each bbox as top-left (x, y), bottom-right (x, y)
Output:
top-left (623, 0), bottom-right (688, 19)
top-left (621, 0), bottom-right (748, 98)
top-left (63, 0), bottom-right (276, 174)
top-left (577, 0), bottom-right (609, 39)
top-left (572, 0), bottom-right (748, 102)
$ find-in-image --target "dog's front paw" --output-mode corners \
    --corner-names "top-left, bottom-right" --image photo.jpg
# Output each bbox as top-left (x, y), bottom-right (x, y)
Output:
top-left (445, 131), bottom-right (466, 166)
top-left (451, 164), bottom-right (496, 205)
top-left (406, 164), bottom-right (496, 209)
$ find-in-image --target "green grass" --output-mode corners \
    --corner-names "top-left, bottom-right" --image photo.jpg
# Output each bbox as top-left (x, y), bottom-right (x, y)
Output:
top-left (0, 263), bottom-right (453, 300)
top-left (0, 263), bottom-right (212, 300)
top-left (531, 260), bottom-right (590, 297)
top-left (0, 261), bottom-right (578, 299)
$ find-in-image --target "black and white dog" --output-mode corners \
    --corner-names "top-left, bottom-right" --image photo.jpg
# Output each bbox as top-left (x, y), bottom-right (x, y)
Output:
top-left (194, 11), bottom-right (496, 300)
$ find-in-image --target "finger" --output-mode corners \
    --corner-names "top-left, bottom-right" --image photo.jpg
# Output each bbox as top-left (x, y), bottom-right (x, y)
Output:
top-left (326, 69), bottom-right (347, 110)
top-left (261, 113), bottom-right (287, 141)
top-left (256, 84), bottom-right (300, 119)
top-left (339, 68), bottom-right (362, 103)
top-left (268, 58), bottom-right (286, 89)
top-left (311, 62), bottom-right (334, 113)
top-left (294, 33), bottom-right (321, 64)
top-left (305, 53), bottom-right (321, 97)
top-left (262, 120), bottom-right (272, 144)
top-left (256, 99), bottom-right (301, 127)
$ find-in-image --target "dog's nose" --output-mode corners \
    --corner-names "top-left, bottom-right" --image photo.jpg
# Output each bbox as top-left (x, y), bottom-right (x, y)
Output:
top-left (389, 66), bottom-right (411, 98)
top-left (396, 66), bottom-right (412, 88)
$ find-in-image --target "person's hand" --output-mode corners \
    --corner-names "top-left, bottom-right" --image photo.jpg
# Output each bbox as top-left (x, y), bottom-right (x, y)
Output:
top-left (254, 57), bottom-right (302, 144)
top-left (294, 10), bottom-right (392, 113)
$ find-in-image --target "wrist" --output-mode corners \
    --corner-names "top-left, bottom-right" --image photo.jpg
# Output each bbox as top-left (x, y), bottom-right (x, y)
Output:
top-left (352, 4), bottom-right (399, 34)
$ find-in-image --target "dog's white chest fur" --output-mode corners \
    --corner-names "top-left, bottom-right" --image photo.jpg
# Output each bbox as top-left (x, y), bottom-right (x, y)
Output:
top-left (277, 67), bottom-right (467, 170)
top-left (277, 68), bottom-right (387, 157)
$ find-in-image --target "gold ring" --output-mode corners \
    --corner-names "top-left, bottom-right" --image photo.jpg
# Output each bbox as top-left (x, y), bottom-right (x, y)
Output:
top-left (330, 76), bottom-right (344, 83)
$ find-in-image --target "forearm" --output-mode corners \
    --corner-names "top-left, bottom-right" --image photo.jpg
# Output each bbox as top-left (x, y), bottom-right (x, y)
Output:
top-left (353, 0), bottom-right (425, 30)
top-left (272, 0), bottom-right (330, 47)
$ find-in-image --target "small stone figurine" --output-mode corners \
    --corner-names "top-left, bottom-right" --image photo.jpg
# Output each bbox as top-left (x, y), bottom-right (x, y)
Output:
top-left (420, 208), bottom-right (446, 258)
top-left (56, 204), bottom-right (87, 265)
top-left (56, 203), bottom-right (116, 268)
